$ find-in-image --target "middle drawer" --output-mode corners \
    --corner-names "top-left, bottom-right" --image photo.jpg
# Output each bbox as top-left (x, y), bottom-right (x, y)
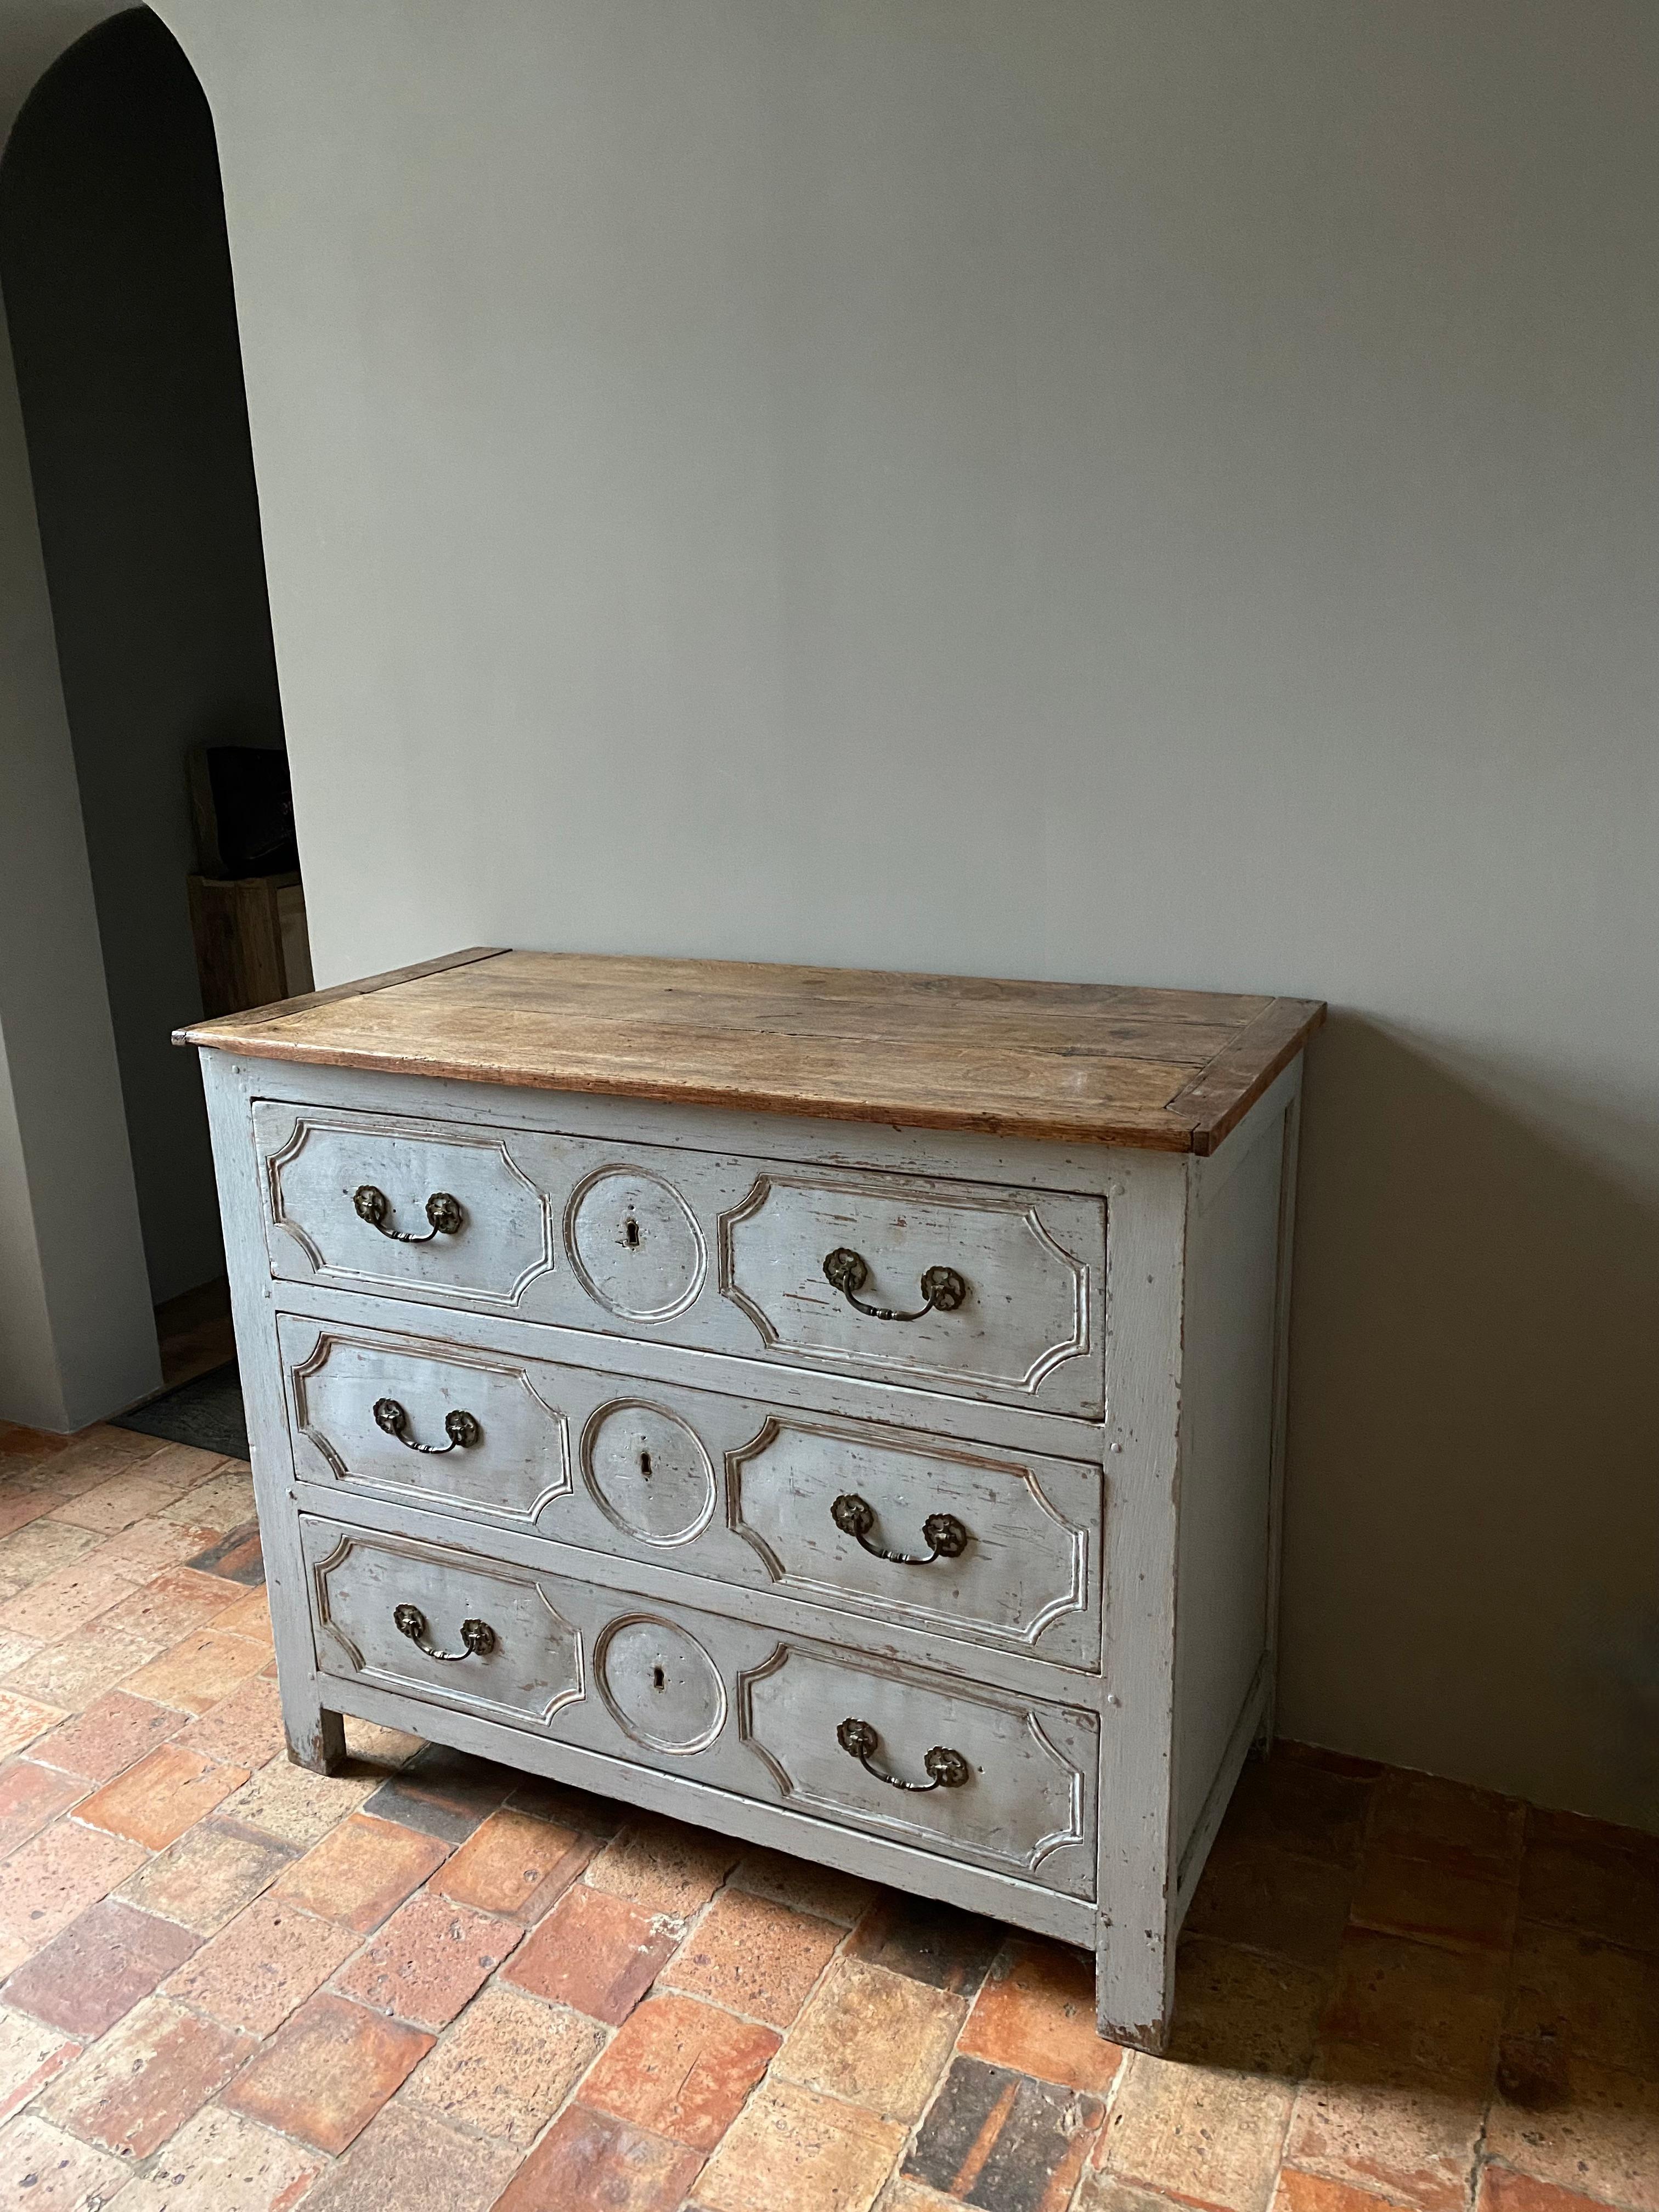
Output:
top-left (276, 1312), bottom-right (1102, 1671)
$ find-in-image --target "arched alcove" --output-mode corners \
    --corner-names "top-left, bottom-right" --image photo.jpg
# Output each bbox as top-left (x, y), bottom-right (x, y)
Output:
top-left (0, 5), bottom-right (293, 1334)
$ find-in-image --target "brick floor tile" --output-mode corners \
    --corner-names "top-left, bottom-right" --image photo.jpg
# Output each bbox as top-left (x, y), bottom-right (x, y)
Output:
top-left (0, 2009), bottom-right (79, 2124)
top-left (0, 1819), bottom-right (145, 1954)
top-left (1504, 1922), bottom-right (1659, 2077)
top-left (1186, 1832), bottom-right (1358, 1973)
top-left (730, 1845), bottom-right (876, 1928)
top-left (34, 1993), bottom-right (253, 2158)
top-left (171, 1670), bottom-right (285, 1769)
top-left (847, 1893), bottom-right (1003, 1996)
top-left (0, 1762), bottom-right (83, 1854)
top-left (294, 2099), bottom-right (520, 2212)
top-left (1096, 2050), bottom-right (1296, 2212)
top-left (0, 1492), bottom-right (57, 1545)
top-left (1368, 1771), bottom-right (1528, 1880)
top-left (76, 1740), bottom-right (249, 1848)
top-left (48, 1466), bottom-right (198, 1534)
top-left (206, 1584), bottom-right (273, 1644)
top-left (185, 1523), bottom-right (265, 1587)
top-left (780, 1955), bottom-right (965, 2123)
top-left (122, 1627), bottom-right (268, 1716)
top-left (157, 1465), bottom-right (256, 1530)
top-left (83, 1565), bottom-right (241, 1651)
top-left (583, 1991), bottom-right (778, 2149)
top-left (494, 2102), bottom-right (706, 2212)
top-left (2, 1622), bottom-right (161, 1711)
top-left (430, 1805), bottom-right (594, 1920)
top-left (1486, 2039), bottom-right (1659, 2212)
top-left (959, 1938), bottom-right (1126, 2094)
top-left (1520, 1823), bottom-right (1659, 1956)
top-left (272, 1810), bottom-right (449, 1933)
top-left (117, 1815), bottom-right (297, 1933)
top-left (0, 2112), bottom-right (130, 2210)
top-left (2, 1896), bottom-right (198, 2036)
top-left (162, 1894), bottom-right (356, 2035)
top-left (905, 2052), bottom-right (1105, 2211)
top-left (585, 1816), bottom-right (741, 1919)
top-left (335, 1889), bottom-right (520, 2027)
top-left (1322, 1926), bottom-right (1506, 2084)
top-left (0, 1424), bottom-right (73, 1473)
top-left (1351, 1850), bottom-right (1520, 1957)
top-left (1475, 2169), bottom-right (1622, 2212)
top-left (86, 1517), bottom-right (221, 1583)
top-left (507, 1772), bottom-right (625, 1836)
top-left (1273, 2171), bottom-right (1421, 2212)
top-left (0, 1521), bottom-right (104, 1605)
top-left (224, 1753), bottom-right (379, 1845)
top-left (0, 1630), bottom-right (40, 1675)
top-left (1224, 1751), bottom-right (1376, 1869)
top-left (357, 1742), bottom-right (516, 1843)
top-left (695, 2074), bottom-right (905, 2212)
top-left (0, 1555), bottom-right (136, 1641)
top-left (503, 1881), bottom-right (681, 2024)
top-left (111, 2099), bottom-right (324, 2211)
top-left (404, 1982), bottom-right (603, 2145)
top-left (33, 1690), bottom-right (182, 1782)
top-left (1283, 2039), bottom-right (1486, 2212)
top-left (1164, 1934), bottom-right (1328, 2076)
top-left (224, 1990), bottom-right (433, 2153)
top-left (662, 1883), bottom-right (842, 2027)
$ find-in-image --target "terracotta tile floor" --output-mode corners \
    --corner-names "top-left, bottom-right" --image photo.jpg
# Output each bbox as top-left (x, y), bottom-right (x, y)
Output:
top-left (0, 1420), bottom-right (1655, 2212)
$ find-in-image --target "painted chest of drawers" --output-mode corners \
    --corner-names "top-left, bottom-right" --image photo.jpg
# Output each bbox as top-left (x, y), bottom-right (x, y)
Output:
top-left (182, 947), bottom-right (1324, 2049)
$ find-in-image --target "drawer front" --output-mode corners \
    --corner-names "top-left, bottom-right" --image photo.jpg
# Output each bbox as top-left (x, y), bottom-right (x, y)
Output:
top-left (281, 1313), bottom-right (1100, 1667)
top-left (301, 1515), bottom-right (1096, 1896)
top-left (254, 1102), bottom-right (1104, 1417)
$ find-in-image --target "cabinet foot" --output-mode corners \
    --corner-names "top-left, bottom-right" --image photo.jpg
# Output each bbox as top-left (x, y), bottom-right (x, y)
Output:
top-left (286, 1706), bottom-right (346, 1775)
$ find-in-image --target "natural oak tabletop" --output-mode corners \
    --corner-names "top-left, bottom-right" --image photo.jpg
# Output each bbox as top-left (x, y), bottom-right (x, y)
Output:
top-left (177, 947), bottom-right (1324, 1154)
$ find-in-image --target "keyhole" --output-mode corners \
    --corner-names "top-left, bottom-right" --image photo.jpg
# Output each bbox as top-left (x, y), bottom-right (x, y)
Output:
top-left (651, 1664), bottom-right (665, 1690)
top-left (639, 1449), bottom-right (652, 1478)
top-left (623, 1217), bottom-right (640, 1248)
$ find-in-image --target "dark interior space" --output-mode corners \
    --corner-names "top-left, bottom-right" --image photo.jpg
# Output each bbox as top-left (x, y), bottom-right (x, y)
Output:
top-left (0, 4), bottom-right (302, 1337)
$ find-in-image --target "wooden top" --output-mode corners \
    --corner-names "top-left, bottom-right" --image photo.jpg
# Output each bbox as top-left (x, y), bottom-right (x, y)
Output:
top-left (177, 948), bottom-right (1323, 1155)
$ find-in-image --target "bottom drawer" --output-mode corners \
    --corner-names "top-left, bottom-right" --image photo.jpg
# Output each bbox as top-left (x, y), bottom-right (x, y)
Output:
top-left (302, 1515), bottom-right (1097, 1898)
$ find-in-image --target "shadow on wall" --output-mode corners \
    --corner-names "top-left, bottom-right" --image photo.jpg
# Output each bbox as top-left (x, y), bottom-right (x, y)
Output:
top-left (1283, 1015), bottom-right (1659, 1831)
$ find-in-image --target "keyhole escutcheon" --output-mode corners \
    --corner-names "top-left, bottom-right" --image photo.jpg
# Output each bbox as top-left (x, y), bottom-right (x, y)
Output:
top-left (623, 1217), bottom-right (641, 1248)
top-left (651, 1664), bottom-right (665, 1690)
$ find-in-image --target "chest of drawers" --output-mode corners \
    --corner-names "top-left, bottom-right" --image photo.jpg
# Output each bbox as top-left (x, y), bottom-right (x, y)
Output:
top-left (182, 947), bottom-right (1323, 2051)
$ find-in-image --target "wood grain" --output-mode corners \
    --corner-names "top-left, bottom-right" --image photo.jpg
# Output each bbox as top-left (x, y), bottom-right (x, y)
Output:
top-left (178, 949), bottom-right (1323, 1153)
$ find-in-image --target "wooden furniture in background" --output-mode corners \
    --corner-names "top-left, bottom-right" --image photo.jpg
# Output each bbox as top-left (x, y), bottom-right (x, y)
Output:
top-left (187, 871), bottom-right (314, 1018)
top-left (179, 948), bottom-right (1323, 2049)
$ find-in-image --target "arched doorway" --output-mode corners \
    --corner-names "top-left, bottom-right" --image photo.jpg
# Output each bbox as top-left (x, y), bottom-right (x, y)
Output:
top-left (0, 5), bottom-right (303, 1416)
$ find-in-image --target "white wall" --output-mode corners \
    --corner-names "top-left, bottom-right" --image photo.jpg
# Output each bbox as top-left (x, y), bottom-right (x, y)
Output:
top-left (0, 0), bottom-right (158, 1431)
top-left (165, 0), bottom-right (1659, 1829)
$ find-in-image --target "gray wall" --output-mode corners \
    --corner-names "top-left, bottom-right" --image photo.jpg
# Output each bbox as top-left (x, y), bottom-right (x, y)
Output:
top-left (163, 1), bottom-right (1658, 1829)
top-left (2, 6), bottom-right (286, 1306)
top-left (0, 0), bottom-right (157, 1431)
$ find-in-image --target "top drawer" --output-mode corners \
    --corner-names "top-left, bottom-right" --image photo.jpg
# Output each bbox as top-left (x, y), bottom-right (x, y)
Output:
top-left (252, 1102), bottom-right (1105, 1418)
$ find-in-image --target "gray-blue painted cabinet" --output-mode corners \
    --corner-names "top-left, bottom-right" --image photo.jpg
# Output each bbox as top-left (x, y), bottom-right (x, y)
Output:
top-left (180, 947), bottom-right (1323, 2049)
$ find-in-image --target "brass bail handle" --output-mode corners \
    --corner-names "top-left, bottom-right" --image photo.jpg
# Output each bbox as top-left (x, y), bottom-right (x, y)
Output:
top-left (831, 1493), bottom-right (969, 1565)
top-left (354, 1185), bottom-right (465, 1243)
top-left (393, 1602), bottom-right (495, 1662)
top-left (374, 1398), bottom-right (480, 1455)
top-left (837, 1717), bottom-right (970, 1792)
top-left (822, 1248), bottom-right (966, 1323)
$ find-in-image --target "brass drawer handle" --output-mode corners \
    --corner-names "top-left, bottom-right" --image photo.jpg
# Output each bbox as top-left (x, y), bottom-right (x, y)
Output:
top-left (393, 1602), bottom-right (495, 1661)
top-left (831, 1492), bottom-right (969, 1564)
top-left (837, 1717), bottom-right (970, 1792)
top-left (374, 1398), bottom-right (480, 1455)
top-left (354, 1185), bottom-right (464, 1242)
top-left (822, 1248), bottom-right (966, 1322)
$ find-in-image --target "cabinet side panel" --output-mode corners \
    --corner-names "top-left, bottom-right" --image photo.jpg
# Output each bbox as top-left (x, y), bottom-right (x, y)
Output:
top-left (1173, 1081), bottom-right (1293, 1861)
